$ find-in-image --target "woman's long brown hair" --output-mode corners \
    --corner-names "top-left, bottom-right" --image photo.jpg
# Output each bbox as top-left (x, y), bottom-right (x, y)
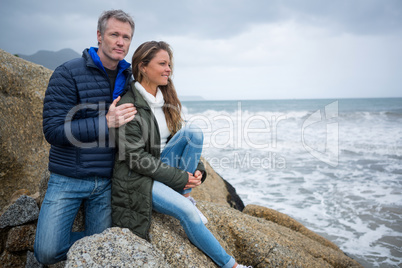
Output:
top-left (132, 41), bottom-right (183, 135)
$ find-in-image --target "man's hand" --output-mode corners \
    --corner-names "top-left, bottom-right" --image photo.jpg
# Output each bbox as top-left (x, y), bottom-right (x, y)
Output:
top-left (106, 96), bottom-right (137, 128)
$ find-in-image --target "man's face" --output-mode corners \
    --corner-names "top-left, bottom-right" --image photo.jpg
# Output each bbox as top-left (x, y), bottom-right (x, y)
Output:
top-left (97, 17), bottom-right (133, 69)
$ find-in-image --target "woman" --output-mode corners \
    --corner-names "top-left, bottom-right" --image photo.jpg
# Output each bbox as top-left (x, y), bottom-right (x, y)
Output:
top-left (112, 41), bottom-right (251, 268)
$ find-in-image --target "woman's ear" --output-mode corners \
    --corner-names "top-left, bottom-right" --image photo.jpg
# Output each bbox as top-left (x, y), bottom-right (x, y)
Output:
top-left (139, 62), bottom-right (146, 74)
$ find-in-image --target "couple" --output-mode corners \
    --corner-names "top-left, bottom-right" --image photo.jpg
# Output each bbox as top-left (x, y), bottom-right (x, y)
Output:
top-left (34, 9), bottom-right (251, 268)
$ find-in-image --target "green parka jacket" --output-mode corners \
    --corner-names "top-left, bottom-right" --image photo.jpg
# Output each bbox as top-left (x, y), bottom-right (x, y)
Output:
top-left (111, 82), bottom-right (206, 239)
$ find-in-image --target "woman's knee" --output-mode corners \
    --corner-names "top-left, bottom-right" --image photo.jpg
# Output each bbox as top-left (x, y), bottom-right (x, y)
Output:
top-left (182, 124), bottom-right (203, 145)
top-left (180, 202), bottom-right (203, 224)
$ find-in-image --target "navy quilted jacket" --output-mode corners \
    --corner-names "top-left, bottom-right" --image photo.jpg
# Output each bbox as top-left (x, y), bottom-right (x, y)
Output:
top-left (43, 48), bottom-right (132, 179)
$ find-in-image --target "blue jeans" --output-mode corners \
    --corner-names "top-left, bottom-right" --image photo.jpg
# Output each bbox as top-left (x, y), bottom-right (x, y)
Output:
top-left (160, 124), bottom-right (203, 195)
top-left (34, 173), bottom-right (112, 265)
top-left (153, 125), bottom-right (236, 268)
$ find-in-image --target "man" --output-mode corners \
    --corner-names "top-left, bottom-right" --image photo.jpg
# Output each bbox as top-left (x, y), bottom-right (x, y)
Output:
top-left (34, 10), bottom-right (136, 265)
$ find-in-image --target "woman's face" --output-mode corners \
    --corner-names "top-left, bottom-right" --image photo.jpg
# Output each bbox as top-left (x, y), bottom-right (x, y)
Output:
top-left (142, 49), bottom-right (171, 89)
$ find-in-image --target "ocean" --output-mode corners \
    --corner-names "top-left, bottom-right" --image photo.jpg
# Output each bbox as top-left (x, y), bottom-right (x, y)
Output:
top-left (182, 98), bottom-right (402, 268)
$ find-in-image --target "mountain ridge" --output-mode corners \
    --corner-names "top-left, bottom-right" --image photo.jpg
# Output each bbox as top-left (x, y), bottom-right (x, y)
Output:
top-left (18, 48), bottom-right (81, 70)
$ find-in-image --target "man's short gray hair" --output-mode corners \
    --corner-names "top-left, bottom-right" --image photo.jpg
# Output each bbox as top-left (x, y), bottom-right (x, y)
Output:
top-left (98, 9), bottom-right (135, 37)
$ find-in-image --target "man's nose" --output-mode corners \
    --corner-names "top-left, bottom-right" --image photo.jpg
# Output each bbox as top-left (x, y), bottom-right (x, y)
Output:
top-left (117, 37), bottom-right (124, 46)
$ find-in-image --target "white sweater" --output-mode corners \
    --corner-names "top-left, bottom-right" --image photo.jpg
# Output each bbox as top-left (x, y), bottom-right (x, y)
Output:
top-left (135, 82), bottom-right (171, 152)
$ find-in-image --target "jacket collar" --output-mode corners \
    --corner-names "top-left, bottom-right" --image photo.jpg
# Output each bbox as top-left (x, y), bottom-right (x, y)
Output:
top-left (85, 47), bottom-right (130, 72)
top-left (134, 82), bottom-right (164, 108)
top-left (130, 81), bottom-right (151, 110)
top-left (82, 48), bottom-right (98, 69)
top-left (83, 48), bottom-right (132, 100)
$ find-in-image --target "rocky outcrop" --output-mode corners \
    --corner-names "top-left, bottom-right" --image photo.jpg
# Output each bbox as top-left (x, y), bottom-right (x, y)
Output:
top-left (243, 204), bottom-right (340, 251)
top-left (191, 160), bottom-right (245, 211)
top-left (0, 49), bottom-right (51, 209)
top-left (63, 201), bottom-right (362, 267)
top-left (203, 203), bottom-right (361, 267)
top-left (61, 162), bottom-right (362, 267)
top-left (0, 194), bottom-right (40, 267)
top-left (0, 159), bottom-right (363, 267)
top-left (192, 159), bottom-right (237, 207)
top-left (66, 228), bottom-right (170, 267)
top-left (0, 195), bottom-right (39, 229)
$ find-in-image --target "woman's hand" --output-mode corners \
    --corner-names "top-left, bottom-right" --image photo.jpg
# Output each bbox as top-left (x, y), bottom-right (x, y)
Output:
top-left (194, 170), bottom-right (203, 180)
top-left (184, 170), bottom-right (202, 190)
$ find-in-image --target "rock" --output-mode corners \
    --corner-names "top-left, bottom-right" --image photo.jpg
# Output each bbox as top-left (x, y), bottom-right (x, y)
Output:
top-left (30, 192), bottom-right (41, 206)
top-left (65, 227), bottom-right (170, 268)
top-left (191, 158), bottom-right (235, 208)
top-left (6, 224), bottom-right (36, 252)
top-left (243, 204), bottom-right (340, 251)
top-left (0, 49), bottom-right (52, 209)
top-left (9, 189), bottom-right (31, 204)
top-left (48, 261), bottom-right (66, 268)
top-left (149, 212), bottom-right (222, 267)
top-left (25, 251), bottom-right (44, 268)
top-left (0, 195), bottom-right (39, 228)
top-left (0, 250), bottom-right (26, 268)
top-left (1, 189), bottom-right (34, 215)
top-left (194, 158), bottom-right (244, 210)
top-left (0, 230), bottom-right (5, 253)
top-left (223, 177), bottom-right (245, 211)
top-left (204, 202), bottom-right (362, 267)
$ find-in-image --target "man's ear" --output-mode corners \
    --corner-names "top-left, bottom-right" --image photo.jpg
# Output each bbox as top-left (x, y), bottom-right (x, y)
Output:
top-left (97, 30), bottom-right (102, 45)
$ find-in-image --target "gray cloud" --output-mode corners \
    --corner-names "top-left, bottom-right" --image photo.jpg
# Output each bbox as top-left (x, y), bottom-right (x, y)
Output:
top-left (2, 0), bottom-right (401, 54)
top-left (1, 0), bottom-right (401, 99)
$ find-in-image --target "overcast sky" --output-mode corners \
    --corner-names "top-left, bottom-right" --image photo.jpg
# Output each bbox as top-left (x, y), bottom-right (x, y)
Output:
top-left (1, 0), bottom-right (401, 100)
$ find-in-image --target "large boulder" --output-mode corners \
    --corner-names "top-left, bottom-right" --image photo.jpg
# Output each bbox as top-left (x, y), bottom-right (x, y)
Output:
top-left (66, 228), bottom-right (170, 268)
top-left (0, 49), bottom-right (51, 209)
